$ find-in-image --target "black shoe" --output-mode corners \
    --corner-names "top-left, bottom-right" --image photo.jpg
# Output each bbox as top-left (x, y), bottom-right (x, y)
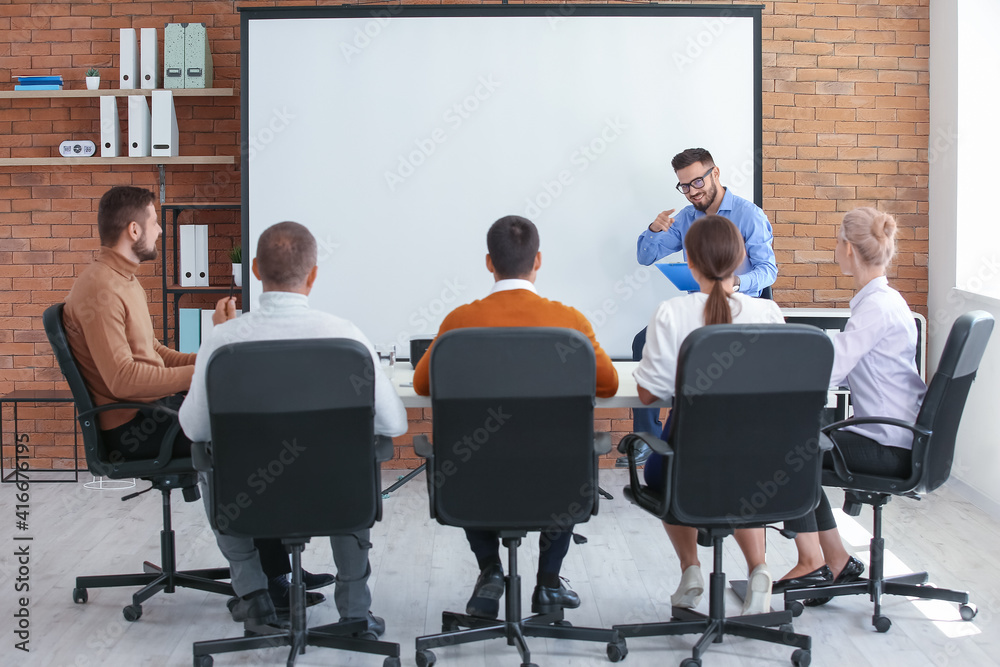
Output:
top-left (340, 611), bottom-right (386, 638)
top-left (230, 589), bottom-right (278, 625)
top-left (531, 582), bottom-right (581, 614)
top-left (301, 569), bottom-right (335, 591)
top-left (268, 575), bottom-right (326, 612)
top-left (466, 563), bottom-right (505, 619)
top-left (615, 442), bottom-right (652, 468)
top-left (805, 555), bottom-right (865, 607)
top-left (772, 565), bottom-right (833, 593)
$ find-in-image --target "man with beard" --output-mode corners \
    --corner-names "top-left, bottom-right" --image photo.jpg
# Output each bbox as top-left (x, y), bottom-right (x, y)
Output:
top-left (62, 186), bottom-right (235, 461)
top-left (62, 186), bottom-right (335, 625)
top-left (621, 148), bottom-right (777, 466)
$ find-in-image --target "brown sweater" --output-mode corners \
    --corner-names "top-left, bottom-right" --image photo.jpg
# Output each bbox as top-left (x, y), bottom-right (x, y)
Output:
top-left (63, 247), bottom-right (196, 429)
top-left (413, 288), bottom-right (618, 398)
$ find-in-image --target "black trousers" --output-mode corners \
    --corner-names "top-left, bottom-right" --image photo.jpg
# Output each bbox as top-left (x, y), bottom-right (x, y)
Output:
top-left (100, 392), bottom-right (192, 461)
top-left (785, 429), bottom-right (912, 534)
top-left (465, 528), bottom-right (573, 577)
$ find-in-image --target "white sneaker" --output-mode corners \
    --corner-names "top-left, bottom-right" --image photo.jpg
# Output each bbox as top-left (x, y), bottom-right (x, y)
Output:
top-left (670, 565), bottom-right (704, 608)
top-left (742, 564), bottom-right (772, 615)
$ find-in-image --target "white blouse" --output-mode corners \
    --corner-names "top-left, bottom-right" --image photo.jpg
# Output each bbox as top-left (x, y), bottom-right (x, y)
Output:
top-left (633, 292), bottom-right (785, 402)
top-left (831, 276), bottom-right (925, 450)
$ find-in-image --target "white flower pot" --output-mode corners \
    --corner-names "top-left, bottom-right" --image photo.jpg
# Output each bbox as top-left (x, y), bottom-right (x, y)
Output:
top-left (232, 263), bottom-right (242, 287)
top-left (85, 77), bottom-right (100, 90)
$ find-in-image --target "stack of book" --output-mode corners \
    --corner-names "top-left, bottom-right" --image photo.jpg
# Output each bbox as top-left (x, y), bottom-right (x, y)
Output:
top-left (15, 75), bottom-right (64, 91)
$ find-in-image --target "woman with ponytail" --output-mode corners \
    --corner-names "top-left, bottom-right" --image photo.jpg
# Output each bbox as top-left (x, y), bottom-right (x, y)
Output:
top-left (633, 215), bottom-right (784, 615)
top-left (772, 207), bottom-right (925, 605)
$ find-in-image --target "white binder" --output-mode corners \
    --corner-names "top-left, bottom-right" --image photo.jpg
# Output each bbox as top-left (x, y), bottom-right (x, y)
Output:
top-left (201, 309), bottom-right (215, 342)
top-left (194, 224), bottom-right (210, 286)
top-left (179, 225), bottom-right (197, 287)
top-left (99, 95), bottom-right (120, 157)
top-left (119, 28), bottom-right (139, 89)
top-left (140, 27), bottom-right (160, 89)
top-left (151, 90), bottom-right (178, 157)
top-left (127, 95), bottom-right (150, 157)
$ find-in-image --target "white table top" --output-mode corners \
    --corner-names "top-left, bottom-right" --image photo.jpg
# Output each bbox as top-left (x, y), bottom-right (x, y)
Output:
top-left (390, 360), bottom-right (662, 409)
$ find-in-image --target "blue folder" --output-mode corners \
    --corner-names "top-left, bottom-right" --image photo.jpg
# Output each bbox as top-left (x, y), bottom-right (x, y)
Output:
top-left (655, 262), bottom-right (700, 292)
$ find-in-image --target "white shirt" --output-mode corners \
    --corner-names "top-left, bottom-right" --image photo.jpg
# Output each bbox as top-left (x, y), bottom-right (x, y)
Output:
top-left (633, 292), bottom-right (784, 401)
top-left (179, 291), bottom-right (408, 442)
top-left (831, 276), bottom-right (925, 449)
top-left (490, 278), bottom-right (537, 295)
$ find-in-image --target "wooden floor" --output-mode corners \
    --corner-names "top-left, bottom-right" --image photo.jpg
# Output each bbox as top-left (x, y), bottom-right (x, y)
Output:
top-left (2, 469), bottom-right (998, 667)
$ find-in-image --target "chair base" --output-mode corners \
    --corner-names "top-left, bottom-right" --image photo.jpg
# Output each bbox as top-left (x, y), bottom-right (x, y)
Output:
top-left (73, 486), bottom-right (234, 621)
top-left (782, 498), bottom-right (976, 633)
top-left (193, 544), bottom-right (401, 667)
top-left (613, 536), bottom-right (811, 667)
top-left (193, 619), bottom-right (401, 667)
top-left (414, 536), bottom-right (624, 667)
top-left (783, 572), bottom-right (974, 632)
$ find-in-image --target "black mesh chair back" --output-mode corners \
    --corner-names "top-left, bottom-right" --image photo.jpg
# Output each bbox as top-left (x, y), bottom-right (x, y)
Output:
top-left (203, 338), bottom-right (380, 540)
top-left (784, 311), bottom-right (993, 632)
top-left (44, 303), bottom-right (187, 477)
top-left (667, 323), bottom-right (834, 528)
top-left (194, 337), bottom-right (401, 666)
top-left (42, 303), bottom-right (233, 621)
top-left (426, 327), bottom-right (598, 530)
top-left (912, 310), bottom-right (994, 494)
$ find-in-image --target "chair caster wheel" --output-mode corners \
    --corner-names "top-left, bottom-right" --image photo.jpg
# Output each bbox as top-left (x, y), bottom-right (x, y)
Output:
top-left (383, 658), bottom-right (401, 667)
top-left (960, 603), bottom-right (978, 621)
top-left (607, 640), bottom-right (628, 662)
top-left (792, 648), bottom-right (811, 666)
top-left (72, 588), bottom-right (88, 604)
top-left (382, 492), bottom-right (390, 499)
top-left (193, 655), bottom-right (213, 667)
top-left (873, 615), bottom-right (891, 633)
top-left (785, 600), bottom-right (804, 617)
top-left (778, 623), bottom-right (794, 634)
top-left (123, 604), bottom-right (142, 622)
top-left (226, 596), bottom-right (239, 613)
top-left (415, 649), bottom-right (436, 667)
top-left (680, 658), bottom-right (701, 667)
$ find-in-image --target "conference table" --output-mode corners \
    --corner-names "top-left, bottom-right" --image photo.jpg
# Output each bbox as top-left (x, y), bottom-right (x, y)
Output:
top-left (390, 360), bottom-right (662, 408)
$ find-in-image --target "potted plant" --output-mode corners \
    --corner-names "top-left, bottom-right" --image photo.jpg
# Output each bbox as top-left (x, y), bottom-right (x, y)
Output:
top-left (85, 68), bottom-right (100, 90)
top-left (228, 245), bottom-right (243, 287)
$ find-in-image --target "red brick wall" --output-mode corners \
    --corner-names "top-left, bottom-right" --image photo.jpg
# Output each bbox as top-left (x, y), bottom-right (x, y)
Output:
top-left (0, 0), bottom-right (930, 472)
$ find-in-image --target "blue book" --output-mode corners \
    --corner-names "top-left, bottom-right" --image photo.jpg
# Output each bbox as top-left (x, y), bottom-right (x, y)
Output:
top-left (655, 263), bottom-right (701, 293)
top-left (17, 75), bottom-right (63, 85)
top-left (15, 84), bottom-right (63, 90)
top-left (178, 308), bottom-right (201, 354)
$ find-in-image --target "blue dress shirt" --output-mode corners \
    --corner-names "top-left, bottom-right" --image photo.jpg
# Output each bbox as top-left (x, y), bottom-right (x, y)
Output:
top-left (635, 188), bottom-right (777, 297)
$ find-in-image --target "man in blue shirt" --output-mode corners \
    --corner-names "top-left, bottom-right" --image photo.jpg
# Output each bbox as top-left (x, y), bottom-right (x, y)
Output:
top-left (620, 147), bottom-right (778, 466)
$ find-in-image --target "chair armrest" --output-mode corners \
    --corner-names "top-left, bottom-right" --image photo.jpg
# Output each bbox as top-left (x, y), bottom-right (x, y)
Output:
top-left (619, 432), bottom-right (672, 519)
top-left (822, 416), bottom-right (931, 439)
top-left (375, 435), bottom-right (394, 463)
top-left (80, 402), bottom-right (184, 471)
top-left (191, 442), bottom-right (212, 473)
top-left (413, 434), bottom-right (433, 459)
top-left (594, 432), bottom-right (612, 455)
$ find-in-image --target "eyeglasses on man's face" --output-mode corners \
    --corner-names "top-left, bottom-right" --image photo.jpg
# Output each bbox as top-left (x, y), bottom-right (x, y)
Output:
top-left (676, 166), bottom-right (715, 194)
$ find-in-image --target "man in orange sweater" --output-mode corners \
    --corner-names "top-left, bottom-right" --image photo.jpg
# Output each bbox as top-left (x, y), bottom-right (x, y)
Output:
top-left (414, 215), bottom-right (618, 619)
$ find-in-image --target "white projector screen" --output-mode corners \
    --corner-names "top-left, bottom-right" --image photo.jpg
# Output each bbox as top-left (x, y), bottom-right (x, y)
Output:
top-left (241, 5), bottom-right (762, 358)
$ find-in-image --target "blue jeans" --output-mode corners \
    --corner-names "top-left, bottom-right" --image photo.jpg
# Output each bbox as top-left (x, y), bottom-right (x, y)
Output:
top-left (632, 327), bottom-right (662, 436)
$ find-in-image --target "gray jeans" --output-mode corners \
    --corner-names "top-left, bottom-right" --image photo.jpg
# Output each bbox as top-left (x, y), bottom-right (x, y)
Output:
top-left (199, 475), bottom-right (374, 618)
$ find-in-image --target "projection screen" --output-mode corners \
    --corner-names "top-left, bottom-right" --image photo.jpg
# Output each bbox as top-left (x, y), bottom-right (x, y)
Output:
top-left (241, 5), bottom-right (762, 358)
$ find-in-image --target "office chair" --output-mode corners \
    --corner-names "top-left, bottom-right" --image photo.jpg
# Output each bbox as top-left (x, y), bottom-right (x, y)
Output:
top-left (783, 310), bottom-right (994, 632)
top-left (412, 327), bottom-right (625, 667)
top-left (43, 303), bottom-right (233, 622)
top-left (191, 338), bottom-right (401, 667)
top-left (615, 324), bottom-right (834, 667)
